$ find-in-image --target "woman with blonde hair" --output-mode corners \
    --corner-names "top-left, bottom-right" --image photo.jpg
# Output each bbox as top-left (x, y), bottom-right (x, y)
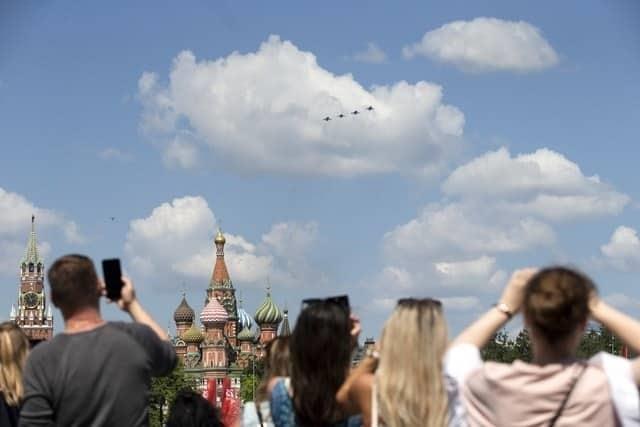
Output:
top-left (337, 298), bottom-right (465, 427)
top-left (0, 322), bottom-right (30, 427)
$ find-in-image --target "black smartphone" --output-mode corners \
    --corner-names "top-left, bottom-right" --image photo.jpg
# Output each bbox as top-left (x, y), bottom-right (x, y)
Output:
top-left (102, 258), bottom-right (123, 301)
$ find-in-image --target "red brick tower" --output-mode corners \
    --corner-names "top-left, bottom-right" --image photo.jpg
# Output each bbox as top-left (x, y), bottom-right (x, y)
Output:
top-left (11, 216), bottom-right (53, 344)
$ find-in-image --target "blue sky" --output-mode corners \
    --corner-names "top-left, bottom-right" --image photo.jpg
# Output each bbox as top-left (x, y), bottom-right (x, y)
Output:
top-left (1, 1), bottom-right (639, 339)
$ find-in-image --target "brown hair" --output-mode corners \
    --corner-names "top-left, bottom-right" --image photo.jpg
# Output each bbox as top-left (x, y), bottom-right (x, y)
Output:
top-left (48, 254), bottom-right (100, 318)
top-left (0, 322), bottom-right (30, 406)
top-left (523, 266), bottom-right (595, 344)
top-left (256, 336), bottom-right (290, 401)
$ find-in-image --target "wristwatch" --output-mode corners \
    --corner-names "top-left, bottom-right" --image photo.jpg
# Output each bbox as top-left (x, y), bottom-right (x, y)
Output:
top-left (494, 302), bottom-right (513, 319)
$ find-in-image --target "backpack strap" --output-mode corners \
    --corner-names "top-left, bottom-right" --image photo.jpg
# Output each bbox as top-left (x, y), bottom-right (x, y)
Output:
top-left (549, 363), bottom-right (587, 427)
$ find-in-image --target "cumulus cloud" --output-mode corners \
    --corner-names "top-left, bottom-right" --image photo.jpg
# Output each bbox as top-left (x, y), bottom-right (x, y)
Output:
top-left (403, 17), bottom-right (559, 72)
top-left (441, 296), bottom-right (481, 311)
top-left (600, 226), bottom-right (640, 271)
top-left (352, 42), bottom-right (387, 64)
top-left (138, 35), bottom-right (464, 177)
top-left (435, 256), bottom-right (506, 289)
top-left (99, 148), bottom-right (133, 162)
top-left (0, 187), bottom-right (83, 275)
top-left (377, 147), bottom-right (627, 300)
top-left (124, 195), bottom-right (319, 290)
top-left (442, 148), bottom-right (629, 220)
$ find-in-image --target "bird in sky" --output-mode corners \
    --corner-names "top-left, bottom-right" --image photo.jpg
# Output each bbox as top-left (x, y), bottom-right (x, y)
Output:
top-left (323, 116), bottom-right (331, 121)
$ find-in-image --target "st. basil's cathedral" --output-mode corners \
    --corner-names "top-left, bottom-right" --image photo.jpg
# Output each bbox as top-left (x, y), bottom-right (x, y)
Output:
top-left (170, 229), bottom-right (290, 393)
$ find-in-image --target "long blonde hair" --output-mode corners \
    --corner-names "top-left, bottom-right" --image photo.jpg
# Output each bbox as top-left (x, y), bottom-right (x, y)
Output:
top-left (376, 299), bottom-right (448, 427)
top-left (0, 322), bottom-right (30, 406)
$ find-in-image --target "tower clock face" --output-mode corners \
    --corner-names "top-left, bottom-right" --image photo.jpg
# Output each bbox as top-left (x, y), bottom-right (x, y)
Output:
top-left (24, 292), bottom-right (38, 308)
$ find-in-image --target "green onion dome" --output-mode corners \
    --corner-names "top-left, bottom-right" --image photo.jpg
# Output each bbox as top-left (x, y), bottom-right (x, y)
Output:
top-left (173, 296), bottom-right (195, 324)
top-left (254, 291), bottom-right (283, 325)
top-left (181, 324), bottom-right (204, 344)
top-left (237, 326), bottom-right (255, 342)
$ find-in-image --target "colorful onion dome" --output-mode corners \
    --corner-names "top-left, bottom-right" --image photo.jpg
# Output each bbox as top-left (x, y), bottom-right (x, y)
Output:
top-left (237, 306), bottom-right (253, 330)
top-left (181, 324), bottom-right (204, 344)
top-left (237, 326), bottom-right (255, 341)
top-left (254, 291), bottom-right (283, 325)
top-left (214, 228), bottom-right (226, 245)
top-left (200, 297), bottom-right (229, 325)
top-left (173, 295), bottom-right (195, 324)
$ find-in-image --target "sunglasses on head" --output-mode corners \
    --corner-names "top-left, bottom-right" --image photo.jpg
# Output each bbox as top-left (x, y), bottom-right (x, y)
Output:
top-left (397, 297), bottom-right (442, 308)
top-left (301, 295), bottom-right (350, 311)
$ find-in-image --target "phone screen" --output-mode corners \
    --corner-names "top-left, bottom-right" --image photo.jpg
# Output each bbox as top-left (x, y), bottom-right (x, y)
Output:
top-left (102, 258), bottom-right (123, 301)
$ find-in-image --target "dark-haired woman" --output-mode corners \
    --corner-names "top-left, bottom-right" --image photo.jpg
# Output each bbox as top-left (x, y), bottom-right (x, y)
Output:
top-left (269, 297), bottom-right (362, 427)
top-left (446, 267), bottom-right (640, 426)
top-left (166, 389), bottom-right (222, 427)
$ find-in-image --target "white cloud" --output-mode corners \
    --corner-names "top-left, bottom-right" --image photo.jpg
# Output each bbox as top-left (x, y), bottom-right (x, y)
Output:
top-left (601, 226), bottom-right (640, 271)
top-left (352, 42), bottom-right (387, 64)
top-left (376, 147), bottom-right (627, 303)
top-left (262, 221), bottom-right (318, 259)
top-left (124, 195), bottom-right (319, 290)
top-left (99, 148), bottom-right (133, 162)
top-left (138, 35), bottom-right (464, 177)
top-left (603, 292), bottom-right (640, 311)
top-left (441, 296), bottom-right (481, 311)
top-left (443, 148), bottom-right (629, 221)
top-left (384, 202), bottom-right (555, 258)
top-left (403, 17), bottom-right (559, 73)
top-left (0, 187), bottom-right (83, 275)
top-left (435, 256), bottom-right (505, 289)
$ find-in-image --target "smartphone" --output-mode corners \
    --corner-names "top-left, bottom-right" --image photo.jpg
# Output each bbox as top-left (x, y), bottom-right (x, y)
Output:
top-left (102, 258), bottom-right (124, 301)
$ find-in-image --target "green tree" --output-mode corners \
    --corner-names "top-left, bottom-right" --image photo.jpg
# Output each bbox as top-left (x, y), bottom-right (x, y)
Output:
top-left (149, 362), bottom-right (198, 427)
top-left (510, 328), bottom-right (532, 362)
top-left (481, 330), bottom-right (512, 362)
top-left (577, 325), bottom-right (622, 358)
top-left (240, 357), bottom-right (265, 402)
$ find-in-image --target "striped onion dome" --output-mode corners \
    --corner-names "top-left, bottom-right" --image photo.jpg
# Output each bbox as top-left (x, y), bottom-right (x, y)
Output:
top-left (237, 326), bottom-right (255, 341)
top-left (237, 307), bottom-right (253, 330)
top-left (254, 291), bottom-right (283, 325)
top-left (181, 324), bottom-right (204, 344)
top-left (200, 297), bottom-right (229, 325)
top-left (173, 296), bottom-right (195, 324)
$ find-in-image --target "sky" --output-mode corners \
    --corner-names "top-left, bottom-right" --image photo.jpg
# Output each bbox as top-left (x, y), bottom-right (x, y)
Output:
top-left (1, 1), bottom-right (639, 340)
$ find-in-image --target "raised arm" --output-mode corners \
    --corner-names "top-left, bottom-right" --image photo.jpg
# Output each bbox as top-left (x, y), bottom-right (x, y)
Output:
top-left (336, 355), bottom-right (377, 426)
top-left (590, 295), bottom-right (640, 385)
top-left (452, 268), bottom-right (537, 348)
top-left (590, 296), bottom-right (640, 355)
top-left (118, 277), bottom-right (168, 341)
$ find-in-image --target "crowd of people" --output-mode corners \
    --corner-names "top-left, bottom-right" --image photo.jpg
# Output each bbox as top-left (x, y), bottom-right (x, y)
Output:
top-left (1, 254), bottom-right (639, 427)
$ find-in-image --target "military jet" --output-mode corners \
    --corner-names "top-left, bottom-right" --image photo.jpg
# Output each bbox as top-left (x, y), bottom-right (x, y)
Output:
top-left (366, 105), bottom-right (374, 111)
top-left (352, 110), bottom-right (359, 115)
top-left (323, 116), bottom-right (331, 121)
top-left (337, 113), bottom-right (345, 118)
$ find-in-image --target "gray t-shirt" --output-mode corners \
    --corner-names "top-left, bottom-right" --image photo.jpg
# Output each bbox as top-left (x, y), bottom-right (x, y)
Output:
top-left (20, 322), bottom-right (177, 427)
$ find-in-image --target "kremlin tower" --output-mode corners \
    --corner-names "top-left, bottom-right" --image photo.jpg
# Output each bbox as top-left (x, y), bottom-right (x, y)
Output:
top-left (11, 216), bottom-right (53, 345)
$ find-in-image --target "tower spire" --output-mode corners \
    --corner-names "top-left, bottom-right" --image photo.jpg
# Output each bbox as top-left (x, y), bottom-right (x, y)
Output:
top-left (210, 228), bottom-right (231, 288)
top-left (22, 215), bottom-right (42, 266)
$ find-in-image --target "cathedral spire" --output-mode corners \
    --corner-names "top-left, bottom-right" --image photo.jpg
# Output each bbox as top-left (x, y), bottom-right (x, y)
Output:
top-left (22, 215), bottom-right (42, 266)
top-left (210, 228), bottom-right (232, 288)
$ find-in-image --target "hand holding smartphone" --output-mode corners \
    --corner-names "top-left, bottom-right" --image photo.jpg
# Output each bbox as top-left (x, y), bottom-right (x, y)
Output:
top-left (102, 259), bottom-right (124, 301)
